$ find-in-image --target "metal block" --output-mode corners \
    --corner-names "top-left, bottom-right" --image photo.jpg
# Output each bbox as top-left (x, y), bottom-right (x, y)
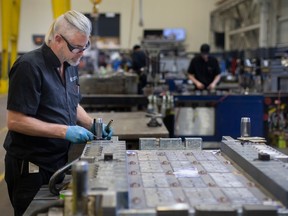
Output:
top-left (140, 138), bottom-right (158, 150)
top-left (221, 140), bottom-right (288, 207)
top-left (242, 204), bottom-right (278, 216)
top-left (78, 140), bottom-right (128, 213)
top-left (159, 138), bottom-right (183, 150)
top-left (118, 209), bottom-right (156, 216)
top-left (194, 204), bottom-right (237, 216)
top-left (101, 191), bottom-right (117, 216)
top-left (185, 137), bottom-right (202, 150)
top-left (80, 156), bottom-right (96, 163)
top-left (157, 203), bottom-right (189, 216)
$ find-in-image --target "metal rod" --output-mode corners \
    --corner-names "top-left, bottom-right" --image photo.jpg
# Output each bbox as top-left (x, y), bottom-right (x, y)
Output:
top-left (72, 160), bottom-right (89, 216)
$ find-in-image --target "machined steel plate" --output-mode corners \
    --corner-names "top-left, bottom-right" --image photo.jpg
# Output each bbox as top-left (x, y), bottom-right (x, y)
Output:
top-left (126, 149), bottom-right (272, 213)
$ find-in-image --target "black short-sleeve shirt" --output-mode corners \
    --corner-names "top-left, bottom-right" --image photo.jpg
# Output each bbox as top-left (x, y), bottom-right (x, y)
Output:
top-left (131, 50), bottom-right (146, 72)
top-left (187, 55), bottom-right (220, 89)
top-left (4, 44), bottom-right (80, 172)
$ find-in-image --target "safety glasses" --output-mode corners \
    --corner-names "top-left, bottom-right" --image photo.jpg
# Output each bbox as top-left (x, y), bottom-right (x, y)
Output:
top-left (60, 34), bottom-right (90, 54)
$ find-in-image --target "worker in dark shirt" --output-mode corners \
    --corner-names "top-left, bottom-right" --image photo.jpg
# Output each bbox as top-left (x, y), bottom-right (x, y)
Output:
top-left (3, 10), bottom-right (113, 216)
top-left (131, 44), bottom-right (147, 94)
top-left (187, 43), bottom-right (221, 90)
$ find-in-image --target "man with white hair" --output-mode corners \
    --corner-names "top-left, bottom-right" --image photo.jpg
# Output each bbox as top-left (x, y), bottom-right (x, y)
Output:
top-left (3, 10), bottom-right (113, 215)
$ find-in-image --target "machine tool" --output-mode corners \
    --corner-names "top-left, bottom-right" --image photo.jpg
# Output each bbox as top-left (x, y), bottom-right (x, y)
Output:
top-left (24, 134), bottom-right (288, 215)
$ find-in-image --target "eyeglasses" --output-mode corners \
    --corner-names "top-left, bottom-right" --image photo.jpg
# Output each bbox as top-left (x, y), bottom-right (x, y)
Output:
top-left (60, 34), bottom-right (90, 54)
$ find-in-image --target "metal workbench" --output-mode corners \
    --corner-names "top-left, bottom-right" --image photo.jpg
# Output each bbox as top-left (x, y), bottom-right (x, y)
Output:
top-left (89, 111), bottom-right (169, 150)
top-left (89, 112), bottom-right (169, 141)
top-left (24, 136), bottom-right (288, 215)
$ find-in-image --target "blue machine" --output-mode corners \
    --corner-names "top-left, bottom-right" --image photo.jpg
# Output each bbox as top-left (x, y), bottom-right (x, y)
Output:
top-left (174, 94), bottom-right (264, 142)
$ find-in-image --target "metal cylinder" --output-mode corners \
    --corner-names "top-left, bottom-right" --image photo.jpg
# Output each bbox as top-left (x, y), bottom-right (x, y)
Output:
top-left (241, 117), bottom-right (251, 137)
top-left (72, 160), bottom-right (89, 216)
top-left (95, 118), bottom-right (103, 140)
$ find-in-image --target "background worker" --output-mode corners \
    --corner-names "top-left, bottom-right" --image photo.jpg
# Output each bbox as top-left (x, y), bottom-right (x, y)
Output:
top-left (3, 10), bottom-right (113, 216)
top-left (131, 44), bottom-right (147, 94)
top-left (187, 43), bottom-right (221, 90)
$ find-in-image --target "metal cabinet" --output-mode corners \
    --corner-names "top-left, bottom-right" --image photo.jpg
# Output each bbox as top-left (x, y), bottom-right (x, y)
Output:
top-left (174, 94), bottom-right (264, 141)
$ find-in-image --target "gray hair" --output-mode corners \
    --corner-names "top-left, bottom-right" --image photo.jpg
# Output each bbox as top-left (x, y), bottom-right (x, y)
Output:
top-left (45, 10), bottom-right (92, 44)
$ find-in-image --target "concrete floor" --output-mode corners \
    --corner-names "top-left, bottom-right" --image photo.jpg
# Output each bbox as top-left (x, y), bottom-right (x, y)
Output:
top-left (0, 94), bottom-right (13, 215)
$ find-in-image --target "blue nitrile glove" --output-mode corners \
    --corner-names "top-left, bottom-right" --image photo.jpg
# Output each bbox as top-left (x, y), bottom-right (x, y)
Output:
top-left (65, 126), bottom-right (94, 143)
top-left (102, 123), bottom-right (113, 140)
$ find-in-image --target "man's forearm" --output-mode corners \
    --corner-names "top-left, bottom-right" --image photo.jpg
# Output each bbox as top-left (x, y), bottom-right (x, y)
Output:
top-left (188, 74), bottom-right (200, 85)
top-left (188, 74), bottom-right (205, 89)
top-left (212, 74), bottom-right (221, 85)
top-left (7, 110), bottom-right (67, 139)
top-left (76, 104), bottom-right (93, 130)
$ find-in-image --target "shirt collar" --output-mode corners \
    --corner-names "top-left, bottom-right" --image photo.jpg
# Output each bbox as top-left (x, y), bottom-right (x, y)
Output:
top-left (41, 43), bottom-right (61, 68)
